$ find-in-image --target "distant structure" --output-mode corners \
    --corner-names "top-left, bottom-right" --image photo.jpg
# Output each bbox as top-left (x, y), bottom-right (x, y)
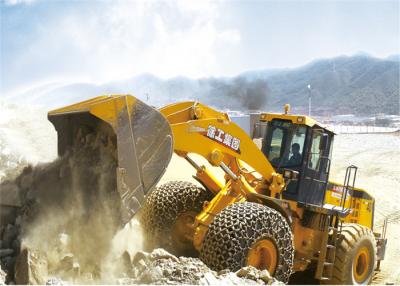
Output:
top-left (307, 84), bottom-right (311, 117)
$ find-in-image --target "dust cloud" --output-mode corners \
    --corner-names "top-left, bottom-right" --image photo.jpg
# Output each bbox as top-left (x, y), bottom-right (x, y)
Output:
top-left (1, 125), bottom-right (144, 283)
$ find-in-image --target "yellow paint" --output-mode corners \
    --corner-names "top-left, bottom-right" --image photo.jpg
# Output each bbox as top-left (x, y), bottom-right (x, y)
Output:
top-left (353, 246), bottom-right (370, 283)
top-left (159, 102), bottom-right (285, 195)
top-left (247, 239), bottom-right (278, 274)
top-left (48, 94), bottom-right (137, 129)
top-left (324, 182), bottom-right (374, 229)
top-left (260, 112), bottom-right (335, 133)
top-left (194, 166), bottom-right (224, 194)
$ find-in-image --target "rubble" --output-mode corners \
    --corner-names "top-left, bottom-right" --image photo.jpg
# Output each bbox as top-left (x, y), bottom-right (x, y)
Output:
top-left (0, 265), bottom-right (6, 285)
top-left (115, 248), bottom-right (283, 285)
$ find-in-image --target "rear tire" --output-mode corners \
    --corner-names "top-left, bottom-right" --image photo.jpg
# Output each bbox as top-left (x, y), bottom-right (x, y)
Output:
top-left (199, 202), bottom-right (294, 283)
top-left (322, 224), bottom-right (376, 285)
top-left (140, 180), bottom-right (212, 256)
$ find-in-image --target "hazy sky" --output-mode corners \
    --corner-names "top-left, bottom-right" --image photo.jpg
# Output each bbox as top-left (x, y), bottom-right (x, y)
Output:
top-left (1, 0), bottom-right (399, 94)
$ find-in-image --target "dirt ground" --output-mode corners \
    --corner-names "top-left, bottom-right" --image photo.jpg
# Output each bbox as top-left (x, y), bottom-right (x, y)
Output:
top-left (160, 133), bottom-right (400, 285)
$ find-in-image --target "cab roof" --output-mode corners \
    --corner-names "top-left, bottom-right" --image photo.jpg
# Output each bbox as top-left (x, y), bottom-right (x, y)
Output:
top-left (260, 112), bottom-right (336, 134)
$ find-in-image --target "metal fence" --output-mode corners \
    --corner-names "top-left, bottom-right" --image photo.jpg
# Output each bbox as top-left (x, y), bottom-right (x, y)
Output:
top-left (327, 125), bottom-right (399, 134)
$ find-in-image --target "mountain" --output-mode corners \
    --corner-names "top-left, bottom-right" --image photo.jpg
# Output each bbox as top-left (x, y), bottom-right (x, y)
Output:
top-left (255, 55), bottom-right (400, 115)
top-left (5, 54), bottom-right (400, 115)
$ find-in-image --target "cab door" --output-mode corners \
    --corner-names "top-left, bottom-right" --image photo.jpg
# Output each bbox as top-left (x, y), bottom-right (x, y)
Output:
top-left (298, 128), bottom-right (332, 206)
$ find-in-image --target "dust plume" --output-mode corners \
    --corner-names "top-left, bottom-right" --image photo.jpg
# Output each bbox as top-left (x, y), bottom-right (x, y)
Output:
top-left (2, 125), bottom-right (143, 283)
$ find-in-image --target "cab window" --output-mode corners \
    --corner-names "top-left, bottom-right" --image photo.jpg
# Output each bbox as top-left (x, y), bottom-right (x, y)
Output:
top-left (264, 120), bottom-right (307, 168)
top-left (308, 132), bottom-right (322, 170)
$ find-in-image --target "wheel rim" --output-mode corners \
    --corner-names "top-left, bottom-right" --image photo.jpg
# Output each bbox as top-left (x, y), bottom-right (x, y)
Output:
top-left (172, 211), bottom-right (196, 245)
top-left (247, 239), bottom-right (278, 274)
top-left (353, 246), bottom-right (370, 283)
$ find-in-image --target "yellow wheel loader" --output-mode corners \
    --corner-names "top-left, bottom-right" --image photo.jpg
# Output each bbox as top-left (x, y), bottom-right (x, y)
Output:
top-left (48, 95), bottom-right (388, 285)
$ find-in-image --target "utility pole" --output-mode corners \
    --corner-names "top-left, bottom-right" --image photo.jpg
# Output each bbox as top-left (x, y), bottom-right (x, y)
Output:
top-left (307, 84), bottom-right (311, 117)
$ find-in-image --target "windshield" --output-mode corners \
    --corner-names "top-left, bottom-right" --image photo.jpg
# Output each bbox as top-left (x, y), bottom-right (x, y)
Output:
top-left (263, 120), bottom-right (307, 168)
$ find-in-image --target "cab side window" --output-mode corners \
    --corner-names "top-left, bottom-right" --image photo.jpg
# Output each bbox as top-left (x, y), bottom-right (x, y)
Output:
top-left (267, 127), bottom-right (284, 164)
top-left (308, 132), bottom-right (322, 170)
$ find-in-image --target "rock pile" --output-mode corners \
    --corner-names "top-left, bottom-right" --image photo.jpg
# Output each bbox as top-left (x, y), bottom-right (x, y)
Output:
top-left (0, 180), bottom-right (24, 284)
top-left (115, 248), bottom-right (283, 285)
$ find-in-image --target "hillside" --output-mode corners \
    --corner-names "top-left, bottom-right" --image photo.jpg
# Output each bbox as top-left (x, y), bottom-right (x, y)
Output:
top-left (6, 54), bottom-right (399, 115)
top-left (260, 55), bottom-right (400, 115)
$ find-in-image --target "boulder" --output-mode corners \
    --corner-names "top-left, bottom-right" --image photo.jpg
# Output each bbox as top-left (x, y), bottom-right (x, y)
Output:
top-left (259, 269), bottom-right (273, 283)
top-left (15, 248), bottom-right (48, 285)
top-left (149, 248), bottom-right (179, 262)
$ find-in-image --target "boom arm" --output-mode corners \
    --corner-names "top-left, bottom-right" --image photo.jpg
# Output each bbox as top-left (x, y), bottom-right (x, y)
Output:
top-left (159, 101), bottom-right (285, 196)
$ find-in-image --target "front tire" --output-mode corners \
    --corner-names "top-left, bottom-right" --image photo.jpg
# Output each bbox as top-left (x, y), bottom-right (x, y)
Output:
top-left (140, 180), bottom-right (212, 256)
top-left (199, 202), bottom-right (294, 283)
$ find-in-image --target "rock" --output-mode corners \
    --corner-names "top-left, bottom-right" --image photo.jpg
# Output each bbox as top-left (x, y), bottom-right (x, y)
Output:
top-left (2, 224), bottom-right (18, 248)
top-left (132, 251), bottom-right (149, 265)
top-left (0, 182), bottom-right (21, 207)
top-left (0, 265), bottom-right (6, 285)
top-left (0, 249), bottom-right (14, 258)
top-left (218, 269), bottom-right (231, 275)
top-left (199, 272), bottom-right (220, 285)
top-left (112, 251), bottom-right (134, 278)
top-left (138, 266), bottom-right (164, 283)
top-left (136, 259), bottom-right (148, 272)
top-left (19, 168), bottom-right (34, 191)
top-left (46, 277), bottom-right (65, 285)
top-left (1, 256), bottom-right (16, 272)
top-left (11, 238), bottom-right (20, 253)
top-left (236, 266), bottom-right (252, 278)
top-left (149, 248), bottom-right (179, 262)
top-left (15, 248), bottom-right (48, 285)
top-left (14, 216), bottom-right (22, 227)
top-left (259, 269), bottom-right (272, 283)
top-left (236, 266), bottom-right (261, 280)
top-left (59, 254), bottom-right (74, 270)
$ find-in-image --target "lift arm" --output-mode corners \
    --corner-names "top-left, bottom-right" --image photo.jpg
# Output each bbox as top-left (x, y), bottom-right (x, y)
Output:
top-left (159, 101), bottom-right (285, 197)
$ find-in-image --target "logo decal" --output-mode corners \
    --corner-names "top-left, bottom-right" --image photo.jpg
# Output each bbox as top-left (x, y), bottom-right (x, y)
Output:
top-left (206, 125), bottom-right (241, 153)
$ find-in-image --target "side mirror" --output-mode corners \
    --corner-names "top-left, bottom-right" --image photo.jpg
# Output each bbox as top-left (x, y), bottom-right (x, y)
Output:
top-left (319, 134), bottom-right (329, 151)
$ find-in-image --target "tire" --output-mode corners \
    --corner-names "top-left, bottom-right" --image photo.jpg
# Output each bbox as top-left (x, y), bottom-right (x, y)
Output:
top-left (140, 180), bottom-right (212, 256)
top-left (199, 202), bottom-right (294, 283)
top-left (323, 224), bottom-right (376, 285)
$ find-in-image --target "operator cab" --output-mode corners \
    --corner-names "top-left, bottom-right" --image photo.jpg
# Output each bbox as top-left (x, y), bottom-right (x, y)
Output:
top-left (253, 108), bottom-right (334, 207)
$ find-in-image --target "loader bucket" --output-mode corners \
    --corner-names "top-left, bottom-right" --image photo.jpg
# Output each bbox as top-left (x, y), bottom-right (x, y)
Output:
top-left (48, 94), bottom-right (173, 223)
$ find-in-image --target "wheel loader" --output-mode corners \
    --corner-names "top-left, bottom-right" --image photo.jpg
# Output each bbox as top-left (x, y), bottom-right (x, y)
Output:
top-left (48, 94), bottom-right (388, 285)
